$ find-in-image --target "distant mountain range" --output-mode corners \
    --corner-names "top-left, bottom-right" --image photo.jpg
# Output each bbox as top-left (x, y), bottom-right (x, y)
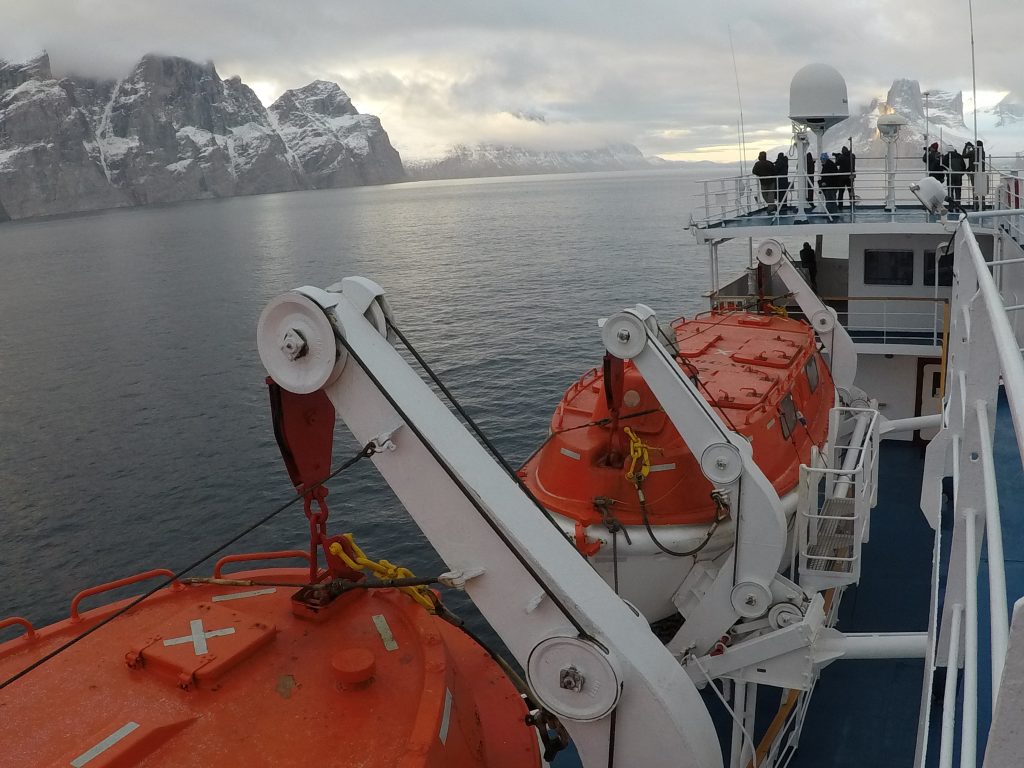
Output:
top-left (0, 53), bottom-right (403, 220)
top-left (405, 143), bottom-right (669, 180)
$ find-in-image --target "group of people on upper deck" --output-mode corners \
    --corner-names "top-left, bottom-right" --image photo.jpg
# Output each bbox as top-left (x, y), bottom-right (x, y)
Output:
top-left (753, 139), bottom-right (988, 216)
top-left (752, 147), bottom-right (855, 215)
top-left (923, 141), bottom-right (985, 210)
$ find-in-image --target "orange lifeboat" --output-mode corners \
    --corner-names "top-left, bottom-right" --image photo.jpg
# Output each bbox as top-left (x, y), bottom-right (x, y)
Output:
top-left (0, 555), bottom-right (542, 767)
top-left (520, 310), bottom-right (834, 619)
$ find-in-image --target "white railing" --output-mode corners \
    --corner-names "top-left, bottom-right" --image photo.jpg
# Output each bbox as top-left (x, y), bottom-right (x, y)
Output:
top-left (708, 293), bottom-right (949, 351)
top-left (796, 406), bottom-right (880, 593)
top-left (692, 157), bottom-right (1010, 229)
top-left (916, 215), bottom-right (1024, 767)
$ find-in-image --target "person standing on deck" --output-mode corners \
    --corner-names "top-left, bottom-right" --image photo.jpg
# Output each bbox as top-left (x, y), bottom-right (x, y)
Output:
top-left (819, 152), bottom-right (840, 213)
top-left (753, 151), bottom-right (777, 209)
top-left (806, 152), bottom-right (816, 205)
top-left (923, 143), bottom-right (944, 184)
top-left (944, 145), bottom-right (966, 208)
top-left (836, 146), bottom-right (855, 208)
top-left (799, 242), bottom-right (818, 291)
top-left (963, 142), bottom-right (976, 205)
top-left (774, 153), bottom-right (791, 212)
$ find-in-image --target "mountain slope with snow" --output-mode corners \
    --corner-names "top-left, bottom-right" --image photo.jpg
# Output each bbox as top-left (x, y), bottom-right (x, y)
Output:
top-left (405, 142), bottom-right (663, 180)
top-left (0, 53), bottom-right (404, 220)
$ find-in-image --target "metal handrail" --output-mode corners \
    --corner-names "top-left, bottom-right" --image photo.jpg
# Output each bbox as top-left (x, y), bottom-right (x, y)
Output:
top-left (692, 160), bottom-right (1013, 228)
top-left (919, 215), bottom-right (1024, 767)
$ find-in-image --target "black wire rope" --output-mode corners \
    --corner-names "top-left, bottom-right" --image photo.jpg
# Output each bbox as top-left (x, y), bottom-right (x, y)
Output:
top-left (389, 322), bottom-right (568, 537)
top-left (636, 481), bottom-right (727, 558)
top-left (331, 324), bottom-right (598, 645)
top-left (0, 442), bottom-right (377, 691)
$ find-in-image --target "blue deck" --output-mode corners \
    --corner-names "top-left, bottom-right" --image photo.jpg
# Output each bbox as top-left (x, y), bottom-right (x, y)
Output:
top-left (788, 388), bottom-right (1023, 767)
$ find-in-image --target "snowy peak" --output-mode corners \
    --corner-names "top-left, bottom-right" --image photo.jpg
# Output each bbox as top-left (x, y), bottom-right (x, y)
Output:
top-left (993, 92), bottom-right (1024, 126)
top-left (272, 80), bottom-right (358, 119)
top-left (0, 53), bottom-right (51, 95)
top-left (268, 80), bottom-right (401, 187)
top-left (822, 77), bottom-right (973, 156)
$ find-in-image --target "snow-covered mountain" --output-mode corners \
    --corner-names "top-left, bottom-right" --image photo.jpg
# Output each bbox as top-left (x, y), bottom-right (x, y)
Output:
top-left (992, 92), bottom-right (1024, 127)
top-left (0, 53), bottom-right (404, 221)
top-left (405, 142), bottom-right (665, 180)
top-left (820, 78), bottom-right (973, 158)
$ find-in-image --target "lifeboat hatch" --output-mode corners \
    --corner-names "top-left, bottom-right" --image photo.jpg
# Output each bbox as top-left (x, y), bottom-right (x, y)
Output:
top-left (131, 603), bottom-right (276, 688)
top-left (731, 336), bottom-right (801, 368)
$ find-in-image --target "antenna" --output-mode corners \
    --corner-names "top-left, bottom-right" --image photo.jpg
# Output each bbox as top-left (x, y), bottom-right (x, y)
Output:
top-left (968, 0), bottom-right (979, 147)
top-left (728, 26), bottom-right (748, 173)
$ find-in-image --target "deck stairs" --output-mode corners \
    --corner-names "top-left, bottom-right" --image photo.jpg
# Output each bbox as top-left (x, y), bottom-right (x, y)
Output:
top-left (797, 405), bottom-right (880, 592)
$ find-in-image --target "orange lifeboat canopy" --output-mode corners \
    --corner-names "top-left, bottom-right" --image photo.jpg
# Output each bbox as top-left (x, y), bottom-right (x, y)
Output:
top-left (522, 310), bottom-right (834, 529)
top-left (0, 561), bottom-right (540, 768)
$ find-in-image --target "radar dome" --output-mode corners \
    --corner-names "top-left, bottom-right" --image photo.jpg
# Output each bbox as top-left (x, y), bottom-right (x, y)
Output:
top-left (789, 64), bottom-right (849, 131)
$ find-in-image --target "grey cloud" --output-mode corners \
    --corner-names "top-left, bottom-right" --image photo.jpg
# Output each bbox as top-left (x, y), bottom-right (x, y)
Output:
top-left (2, 0), bottom-right (1023, 159)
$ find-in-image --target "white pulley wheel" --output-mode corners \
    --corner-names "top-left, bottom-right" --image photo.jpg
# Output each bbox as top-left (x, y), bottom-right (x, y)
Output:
top-left (257, 291), bottom-right (343, 394)
top-left (527, 636), bottom-right (621, 721)
top-left (810, 307), bottom-right (836, 333)
top-left (756, 238), bottom-right (785, 266)
top-left (602, 311), bottom-right (648, 359)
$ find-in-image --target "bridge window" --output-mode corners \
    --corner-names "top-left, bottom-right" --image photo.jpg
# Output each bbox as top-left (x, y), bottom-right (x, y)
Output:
top-left (924, 249), bottom-right (954, 286)
top-left (864, 250), bottom-right (914, 285)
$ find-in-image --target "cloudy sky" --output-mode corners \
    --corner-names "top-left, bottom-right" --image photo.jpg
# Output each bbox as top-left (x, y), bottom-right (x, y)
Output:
top-left (2, 0), bottom-right (1020, 161)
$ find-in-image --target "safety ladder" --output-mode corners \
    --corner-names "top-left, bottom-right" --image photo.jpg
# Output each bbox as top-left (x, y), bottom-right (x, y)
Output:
top-left (796, 405), bottom-right (880, 593)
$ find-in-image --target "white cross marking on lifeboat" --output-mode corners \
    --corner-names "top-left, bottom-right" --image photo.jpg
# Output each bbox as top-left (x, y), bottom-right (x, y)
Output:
top-left (714, 348), bottom-right (733, 356)
top-left (163, 618), bottom-right (235, 655)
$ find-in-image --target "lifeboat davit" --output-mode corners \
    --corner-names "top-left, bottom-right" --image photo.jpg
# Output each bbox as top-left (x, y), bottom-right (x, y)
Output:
top-left (521, 309), bottom-right (835, 621)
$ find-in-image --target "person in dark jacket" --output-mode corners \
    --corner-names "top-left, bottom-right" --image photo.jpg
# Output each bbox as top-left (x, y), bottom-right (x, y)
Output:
top-left (818, 152), bottom-right (840, 213)
top-left (806, 152), bottom-right (816, 204)
top-left (963, 141), bottom-right (977, 204)
top-left (923, 142), bottom-right (944, 184)
top-left (774, 153), bottom-right (790, 211)
top-left (836, 146), bottom-right (855, 208)
top-left (799, 241), bottom-right (818, 290)
top-left (752, 151), bottom-right (777, 208)
top-left (944, 146), bottom-right (966, 207)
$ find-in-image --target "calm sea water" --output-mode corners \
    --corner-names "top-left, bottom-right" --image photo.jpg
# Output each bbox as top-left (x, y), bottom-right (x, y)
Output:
top-left (0, 169), bottom-right (751, 635)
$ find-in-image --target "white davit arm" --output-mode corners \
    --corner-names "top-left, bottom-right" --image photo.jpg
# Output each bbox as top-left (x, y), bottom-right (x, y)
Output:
top-left (257, 277), bottom-right (723, 768)
top-left (601, 307), bottom-right (788, 655)
top-left (756, 238), bottom-right (858, 391)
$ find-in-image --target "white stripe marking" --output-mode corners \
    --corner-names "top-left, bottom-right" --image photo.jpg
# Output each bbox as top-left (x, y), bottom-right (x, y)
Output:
top-left (163, 618), bottom-right (235, 655)
top-left (212, 588), bottom-right (277, 602)
top-left (438, 688), bottom-right (453, 744)
top-left (70, 722), bottom-right (140, 767)
top-left (372, 614), bottom-right (399, 651)
top-left (649, 463), bottom-right (677, 473)
top-left (559, 448), bottom-right (581, 460)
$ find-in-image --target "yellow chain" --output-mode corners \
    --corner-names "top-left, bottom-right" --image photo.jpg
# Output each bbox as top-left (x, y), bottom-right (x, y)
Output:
top-left (624, 427), bottom-right (653, 486)
top-left (329, 533), bottom-right (436, 611)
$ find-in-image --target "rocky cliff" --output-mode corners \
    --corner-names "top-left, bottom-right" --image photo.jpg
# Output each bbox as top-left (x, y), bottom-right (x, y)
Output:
top-left (0, 53), bottom-right (404, 220)
top-left (821, 78), bottom-right (974, 157)
top-left (405, 142), bottom-right (663, 180)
